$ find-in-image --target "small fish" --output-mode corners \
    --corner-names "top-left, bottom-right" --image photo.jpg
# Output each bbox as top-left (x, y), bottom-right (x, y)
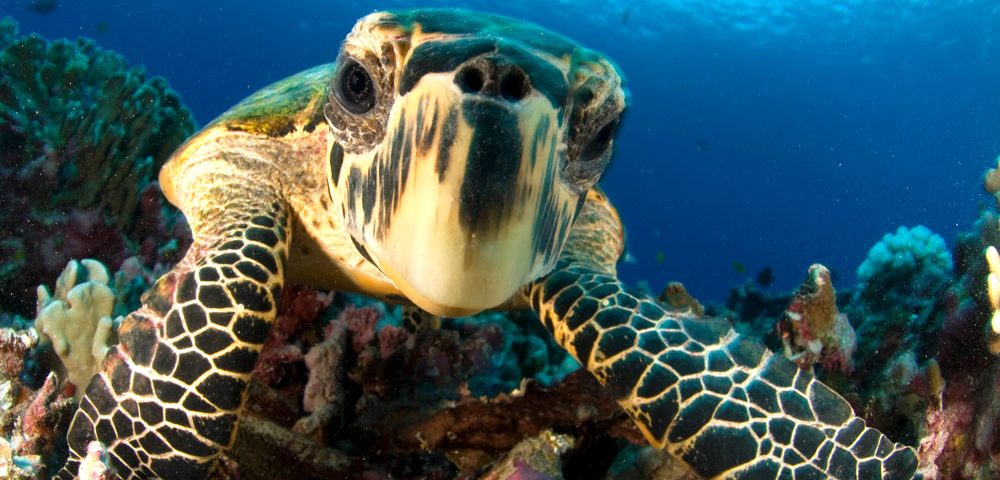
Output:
top-left (621, 7), bottom-right (633, 24)
top-left (655, 251), bottom-right (665, 264)
top-left (732, 261), bottom-right (746, 274)
top-left (756, 267), bottom-right (774, 287)
top-left (622, 250), bottom-right (638, 264)
top-left (28, 0), bottom-right (58, 14)
top-left (95, 22), bottom-right (110, 35)
top-left (696, 138), bottom-right (711, 152)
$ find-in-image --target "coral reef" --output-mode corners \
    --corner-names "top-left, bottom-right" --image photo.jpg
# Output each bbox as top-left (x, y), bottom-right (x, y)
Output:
top-left (9, 14), bottom-right (1000, 479)
top-left (0, 16), bottom-right (194, 315)
top-left (839, 226), bottom-right (953, 439)
top-left (911, 187), bottom-right (1000, 477)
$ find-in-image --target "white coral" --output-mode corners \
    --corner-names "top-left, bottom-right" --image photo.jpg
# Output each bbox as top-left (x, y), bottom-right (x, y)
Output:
top-left (34, 259), bottom-right (119, 399)
top-left (78, 441), bottom-right (110, 480)
top-left (856, 225), bottom-right (952, 290)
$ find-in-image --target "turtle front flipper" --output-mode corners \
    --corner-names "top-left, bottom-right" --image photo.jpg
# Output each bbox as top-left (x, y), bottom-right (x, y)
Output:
top-left (523, 200), bottom-right (917, 479)
top-left (56, 172), bottom-right (290, 479)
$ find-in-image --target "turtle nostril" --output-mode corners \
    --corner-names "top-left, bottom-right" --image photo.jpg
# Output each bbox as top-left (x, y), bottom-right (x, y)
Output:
top-left (499, 68), bottom-right (530, 101)
top-left (456, 66), bottom-right (484, 94)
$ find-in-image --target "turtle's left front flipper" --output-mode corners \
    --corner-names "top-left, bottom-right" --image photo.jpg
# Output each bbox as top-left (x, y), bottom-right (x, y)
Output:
top-left (523, 195), bottom-right (917, 479)
top-left (56, 165), bottom-right (292, 479)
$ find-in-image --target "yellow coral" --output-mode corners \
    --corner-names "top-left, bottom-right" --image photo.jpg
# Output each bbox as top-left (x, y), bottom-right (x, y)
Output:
top-left (34, 259), bottom-right (119, 399)
top-left (987, 246), bottom-right (1000, 334)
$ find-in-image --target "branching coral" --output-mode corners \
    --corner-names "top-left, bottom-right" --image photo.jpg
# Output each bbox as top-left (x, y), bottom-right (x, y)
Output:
top-left (0, 17), bottom-right (195, 315)
top-left (0, 17), bottom-right (195, 225)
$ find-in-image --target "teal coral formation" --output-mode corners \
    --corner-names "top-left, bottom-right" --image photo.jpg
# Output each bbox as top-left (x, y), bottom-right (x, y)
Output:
top-left (854, 225), bottom-right (953, 314)
top-left (846, 225), bottom-right (954, 440)
top-left (0, 16), bottom-right (195, 315)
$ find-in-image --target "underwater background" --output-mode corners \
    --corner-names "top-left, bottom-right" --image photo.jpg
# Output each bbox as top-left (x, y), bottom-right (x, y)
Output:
top-left (4, 1), bottom-right (1000, 479)
top-left (13, 0), bottom-right (1000, 302)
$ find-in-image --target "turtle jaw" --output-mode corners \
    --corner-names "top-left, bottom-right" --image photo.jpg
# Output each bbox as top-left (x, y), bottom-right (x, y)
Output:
top-left (336, 73), bottom-right (581, 316)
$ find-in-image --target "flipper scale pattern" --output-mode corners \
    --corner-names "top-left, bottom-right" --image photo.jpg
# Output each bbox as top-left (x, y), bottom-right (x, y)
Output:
top-left (525, 261), bottom-right (918, 480)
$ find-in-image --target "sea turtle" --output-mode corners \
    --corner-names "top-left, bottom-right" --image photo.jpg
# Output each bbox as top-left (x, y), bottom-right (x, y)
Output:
top-left (56, 9), bottom-right (918, 480)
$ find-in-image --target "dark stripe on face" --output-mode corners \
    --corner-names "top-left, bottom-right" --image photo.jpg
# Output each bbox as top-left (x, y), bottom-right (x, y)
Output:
top-left (351, 235), bottom-right (377, 267)
top-left (347, 166), bottom-right (363, 229)
top-left (329, 143), bottom-right (345, 187)
top-left (529, 114), bottom-right (550, 169)
top-left (377, 113), bottom-right (413, 238)
top-left (416, 101), bottom-right (439, 155)
top-left (459, 100), bottom-right (522, 235)
top-left (531, 158), bottom-right (558, 261)
top-left (436, 108), bottom-right (458, 181)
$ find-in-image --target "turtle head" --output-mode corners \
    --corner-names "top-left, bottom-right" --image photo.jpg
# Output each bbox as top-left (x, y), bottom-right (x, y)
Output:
top-left (324, 9), bottom-right (626, 316)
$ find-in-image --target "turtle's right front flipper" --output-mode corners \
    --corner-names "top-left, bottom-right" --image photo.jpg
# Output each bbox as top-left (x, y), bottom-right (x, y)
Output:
top-left (56, 166), bottom-right (291, 479)
top-left (526, 263), bottom-right (918, 479)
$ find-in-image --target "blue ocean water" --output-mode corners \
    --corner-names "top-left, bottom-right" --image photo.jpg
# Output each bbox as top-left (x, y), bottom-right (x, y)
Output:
top-left (11, 0), bottom-right (1000, 301)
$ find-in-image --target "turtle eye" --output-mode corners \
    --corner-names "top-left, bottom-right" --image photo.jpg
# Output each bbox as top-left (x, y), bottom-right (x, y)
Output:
top-left (581, 117), bottom-right (619, 161)
top-left (335, 58), bottom-right (377, 114)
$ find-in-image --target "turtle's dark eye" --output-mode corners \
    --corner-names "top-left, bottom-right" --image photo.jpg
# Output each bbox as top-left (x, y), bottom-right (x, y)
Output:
top-left (581, 117), bottom-right (619, 161)
top-left (335, 58), bottom-right (377, 114)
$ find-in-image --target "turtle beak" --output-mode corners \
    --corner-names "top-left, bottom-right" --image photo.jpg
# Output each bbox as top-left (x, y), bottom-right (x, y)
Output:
top-left (340, 65), bottom-right (581, 317)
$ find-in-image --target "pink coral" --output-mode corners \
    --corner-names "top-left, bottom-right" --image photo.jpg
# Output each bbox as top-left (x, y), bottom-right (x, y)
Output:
top-left (16, 372), bottom-right (75, 459)
top-left (344, 306), bottom-right (381, 353)
top-left (0, 328), bottom-right (35, 379)
top-left (504, 460), bottom-right (557, 480)
top-left (295, 321), bottom-right (348, 437)
top-left (377, 325), bottom-right (409, 360)
top-left (251, 285), bottom-right (332, 386)
top-left (252, 345), bottom-right (303, 387)
top-left (303, 321), bottom-right (347, 414)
